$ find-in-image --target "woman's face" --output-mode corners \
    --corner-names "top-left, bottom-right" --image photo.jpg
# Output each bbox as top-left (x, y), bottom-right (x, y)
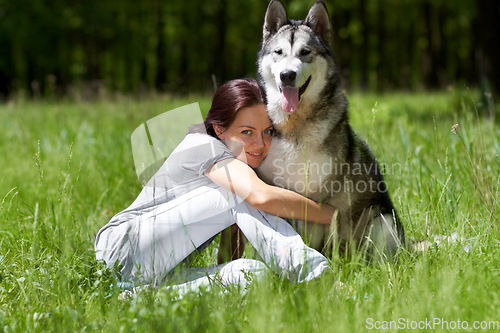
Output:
top-left (214, 104), bottom-right (274, 169)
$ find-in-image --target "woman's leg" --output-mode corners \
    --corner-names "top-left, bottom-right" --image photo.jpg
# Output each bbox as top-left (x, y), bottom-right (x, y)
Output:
top-left (95, 185), bottom-right (239, 285)
top-left (232, 203), bottom-right (331, 283)
top-left (126, 185), bottom-right (241, 284)
top-left (97, 184), bottom-right (329, 286)
top-left (165, 258), bottom-right (269, 296)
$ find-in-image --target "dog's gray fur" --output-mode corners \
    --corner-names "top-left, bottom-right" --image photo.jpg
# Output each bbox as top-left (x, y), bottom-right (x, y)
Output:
top-left (256, 0), bottom-right (405, 258)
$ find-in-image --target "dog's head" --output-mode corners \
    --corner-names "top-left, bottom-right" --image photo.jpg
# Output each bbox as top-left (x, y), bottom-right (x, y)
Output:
top-left (258, 0), bottom-right (335, 119)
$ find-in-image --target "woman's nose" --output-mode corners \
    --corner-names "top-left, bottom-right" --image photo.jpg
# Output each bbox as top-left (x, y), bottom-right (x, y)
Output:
top-left (253, 134), bottom-right (265, 147)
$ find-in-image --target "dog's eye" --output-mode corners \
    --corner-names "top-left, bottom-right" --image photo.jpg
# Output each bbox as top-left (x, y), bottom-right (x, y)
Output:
top-left (300, 49), bottom-right (311, 56)
top-left (274, 49), bottom-right (283, 56)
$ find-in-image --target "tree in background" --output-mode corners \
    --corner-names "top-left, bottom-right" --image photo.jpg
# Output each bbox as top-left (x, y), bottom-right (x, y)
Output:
top-left (0, 0), bottom-right (498, 100)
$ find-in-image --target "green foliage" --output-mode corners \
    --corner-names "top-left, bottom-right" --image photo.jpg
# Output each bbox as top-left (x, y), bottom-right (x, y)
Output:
top-left (0, 0), bottom-right (495, 98)
top-left (0, 92), bottom-right (499, 332)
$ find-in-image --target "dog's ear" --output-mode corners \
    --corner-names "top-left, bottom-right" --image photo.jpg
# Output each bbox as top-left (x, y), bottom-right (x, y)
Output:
top-left (263, 0), bottom-right (288, 42)
top-left (304, 0), bottom-right (332, 48)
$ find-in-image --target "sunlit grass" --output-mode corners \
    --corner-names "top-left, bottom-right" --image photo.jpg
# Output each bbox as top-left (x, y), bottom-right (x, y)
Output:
top-left (0, 90), bottom-right (498, 332)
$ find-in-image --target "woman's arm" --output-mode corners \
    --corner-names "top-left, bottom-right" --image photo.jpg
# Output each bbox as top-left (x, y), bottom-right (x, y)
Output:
top-left (204, 158), bottom-right (336, 225)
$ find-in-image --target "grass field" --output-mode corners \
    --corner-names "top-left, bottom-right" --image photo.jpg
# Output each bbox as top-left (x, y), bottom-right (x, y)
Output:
top-left (0, 90), bottom-right (499, 332)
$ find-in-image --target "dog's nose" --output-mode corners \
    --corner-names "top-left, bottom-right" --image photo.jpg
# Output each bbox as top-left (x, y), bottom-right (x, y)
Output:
top-left (280, 70), bottom-right (296, 87)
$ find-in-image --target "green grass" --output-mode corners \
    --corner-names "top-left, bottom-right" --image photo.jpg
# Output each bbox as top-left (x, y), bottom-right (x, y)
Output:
top-left (0, 90), bottom-right (499, 332)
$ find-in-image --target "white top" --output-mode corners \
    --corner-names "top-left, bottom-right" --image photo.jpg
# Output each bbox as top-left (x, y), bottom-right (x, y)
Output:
top-left (100, 133), bottom-right (234, 229)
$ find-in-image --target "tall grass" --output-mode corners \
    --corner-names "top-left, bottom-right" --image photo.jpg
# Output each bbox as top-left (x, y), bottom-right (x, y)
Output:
top-left (0, 90), bottom-right (498, 332)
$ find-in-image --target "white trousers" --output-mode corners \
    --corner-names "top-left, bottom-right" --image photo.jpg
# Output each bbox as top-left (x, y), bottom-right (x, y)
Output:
top-left (95, 185), bottom-right (330, 287)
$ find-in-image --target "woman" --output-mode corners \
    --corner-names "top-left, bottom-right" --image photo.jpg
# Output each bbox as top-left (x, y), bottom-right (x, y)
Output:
top-left (95, 79), bottom-right (336, 289)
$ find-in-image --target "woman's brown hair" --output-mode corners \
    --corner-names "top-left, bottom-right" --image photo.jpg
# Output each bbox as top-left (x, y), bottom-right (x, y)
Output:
top-left (204, 78), bottom-right (265, 138)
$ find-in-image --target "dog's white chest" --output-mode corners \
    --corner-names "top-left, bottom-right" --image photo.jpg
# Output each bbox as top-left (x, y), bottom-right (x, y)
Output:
top-left (258, 137), bottom-right (333, 201)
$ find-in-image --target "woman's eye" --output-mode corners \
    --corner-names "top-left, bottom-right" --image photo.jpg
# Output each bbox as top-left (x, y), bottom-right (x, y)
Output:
top-left (263, 128), bottom-right (274, 135)
top-left (241, 130), bottom-right (252, 135)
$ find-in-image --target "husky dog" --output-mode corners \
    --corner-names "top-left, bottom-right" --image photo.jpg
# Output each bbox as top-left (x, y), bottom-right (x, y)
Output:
top-left (256, 0), bottom-right (405, 258)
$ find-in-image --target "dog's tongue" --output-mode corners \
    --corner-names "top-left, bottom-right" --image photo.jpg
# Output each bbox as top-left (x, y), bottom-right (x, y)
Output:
top-left (281, 87), bottom-right (299, 113)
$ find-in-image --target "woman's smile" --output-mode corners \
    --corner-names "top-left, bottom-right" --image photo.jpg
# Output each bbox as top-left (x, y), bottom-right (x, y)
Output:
top-left (215, 104), bottom-right (273, 168)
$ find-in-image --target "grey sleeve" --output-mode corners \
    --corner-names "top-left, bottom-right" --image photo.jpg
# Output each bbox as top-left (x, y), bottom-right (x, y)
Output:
top-left (163, 134), bottom-right (234, 182)
top-left (197, 138), bottom-right (234, 175)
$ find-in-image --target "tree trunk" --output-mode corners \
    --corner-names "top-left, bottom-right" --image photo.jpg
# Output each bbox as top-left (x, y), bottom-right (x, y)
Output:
top-left (358, 0), bottom-right (368, 91)
top-left (212, 0), bottom-right (228, 86)
top-left (375, 2), bottom-right (386, 91)
top-left (476, 0), bottom-right (500, 96)
top-left (154, 0), bottom-right (167, 92)
top-left (421, 1), bottom-right (439, 89)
